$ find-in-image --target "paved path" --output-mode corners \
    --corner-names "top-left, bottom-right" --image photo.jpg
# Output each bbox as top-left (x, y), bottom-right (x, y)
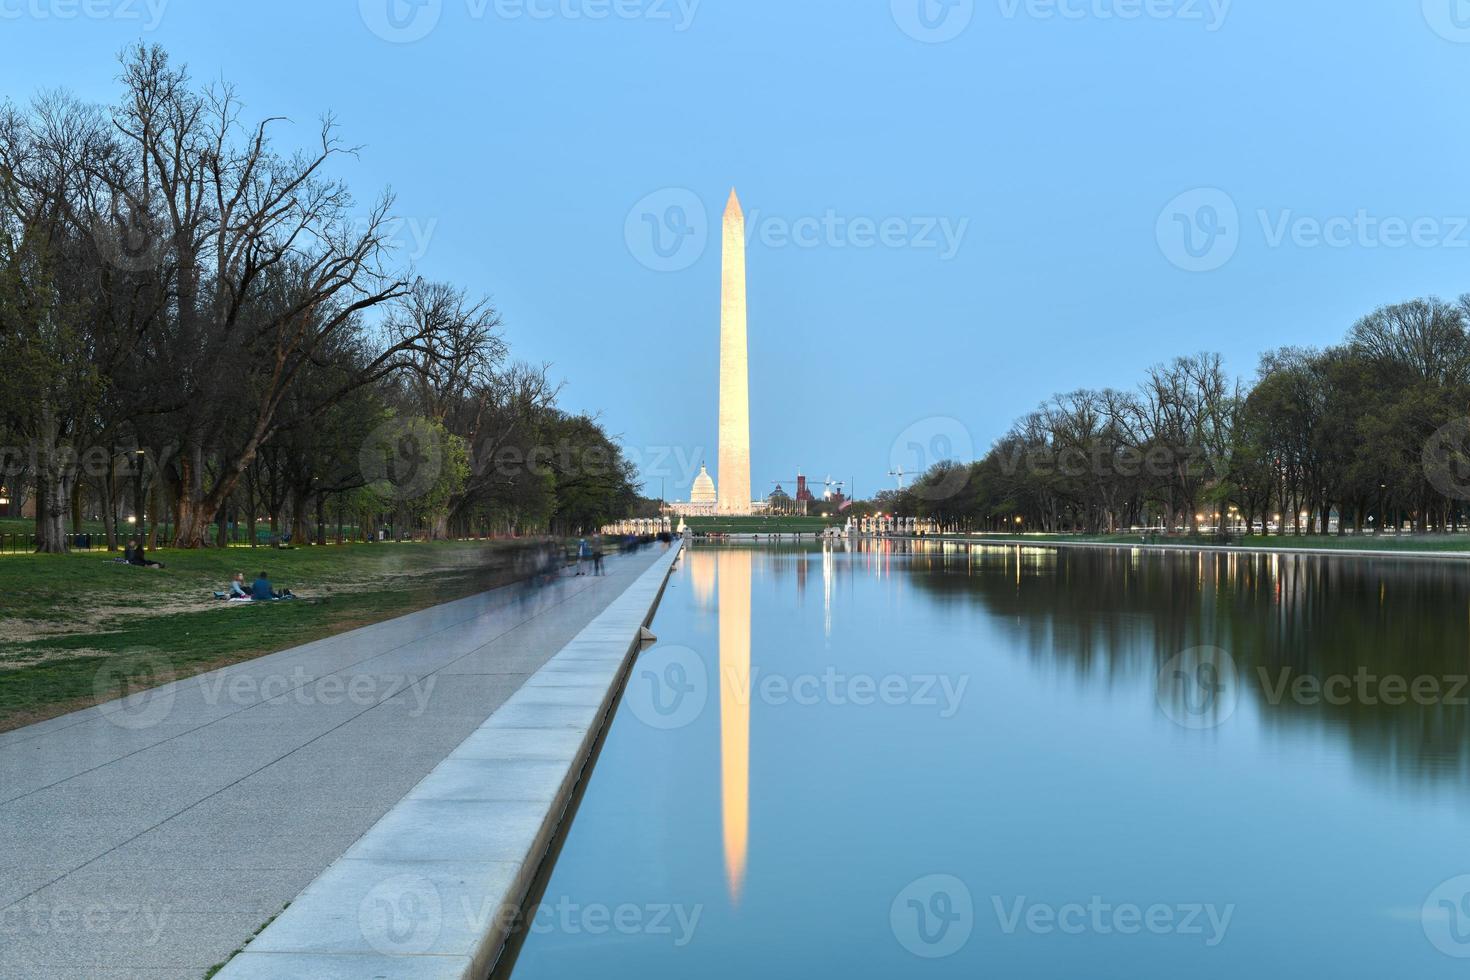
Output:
top-left (0, 548), bottom-right (666, 980)
top-left (218, 542), bottom-right (681, 980)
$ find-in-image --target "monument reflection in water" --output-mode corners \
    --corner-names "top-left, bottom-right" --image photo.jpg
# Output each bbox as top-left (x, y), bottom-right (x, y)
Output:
top-left (717, 548), bottom-right (750, 904)
top-left (507, 541), bottom-right (1470, 979)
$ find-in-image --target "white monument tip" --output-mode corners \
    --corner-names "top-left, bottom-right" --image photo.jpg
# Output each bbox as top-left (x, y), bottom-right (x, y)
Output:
top-left (725, 188), bottom-right (743, 218)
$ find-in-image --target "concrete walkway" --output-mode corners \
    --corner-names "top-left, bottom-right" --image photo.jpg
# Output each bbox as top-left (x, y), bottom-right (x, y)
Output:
top-left (0, 547), bottom-right (669, 980)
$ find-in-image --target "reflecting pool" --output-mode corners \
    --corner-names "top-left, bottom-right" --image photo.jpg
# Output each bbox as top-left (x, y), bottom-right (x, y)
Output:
top-left (506, 540), bottom-right (1470, 978)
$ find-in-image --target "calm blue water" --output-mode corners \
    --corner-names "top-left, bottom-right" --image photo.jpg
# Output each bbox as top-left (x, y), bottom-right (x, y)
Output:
top-left (506, 541), bottom-right (1470, 978)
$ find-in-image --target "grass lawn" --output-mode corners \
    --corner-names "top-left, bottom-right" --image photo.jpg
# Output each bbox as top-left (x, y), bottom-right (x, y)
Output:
top-left (0, 539), bottom-right (549, 732)
top-left (684, 516), bottom-right (840, 534)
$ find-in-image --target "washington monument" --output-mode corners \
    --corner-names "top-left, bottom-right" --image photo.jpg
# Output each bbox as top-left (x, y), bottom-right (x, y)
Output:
top-left (717, 188), bottom-right (752, 515)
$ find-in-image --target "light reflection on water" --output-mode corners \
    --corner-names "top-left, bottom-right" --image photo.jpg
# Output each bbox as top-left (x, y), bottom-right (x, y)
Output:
top-left (718, 548), bottom-right (750, 905)
top-left (506, 540), bottom-right (1470, 979)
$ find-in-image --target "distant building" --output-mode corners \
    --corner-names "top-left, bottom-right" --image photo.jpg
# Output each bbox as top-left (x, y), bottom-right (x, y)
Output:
top-left (668, 464), bottom-right (718, 517)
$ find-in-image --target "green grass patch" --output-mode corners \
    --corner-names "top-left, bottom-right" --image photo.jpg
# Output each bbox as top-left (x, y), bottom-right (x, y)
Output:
top-left (0, 539), bottom-right (546, 731)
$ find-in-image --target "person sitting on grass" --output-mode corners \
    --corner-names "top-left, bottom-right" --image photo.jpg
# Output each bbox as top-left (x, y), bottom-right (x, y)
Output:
top-left (214, 572), bottom-right (252, 600)
top-left (251, 570), bottom-right (295, 601)
top-left (124, 538), bottom-right (165, 569)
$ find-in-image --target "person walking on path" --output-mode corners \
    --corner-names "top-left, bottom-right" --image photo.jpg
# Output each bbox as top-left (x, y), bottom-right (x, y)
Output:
top-left (576, 537), bottom-right (591, 575)
top-left (592, 536), bottom-right (605, 576)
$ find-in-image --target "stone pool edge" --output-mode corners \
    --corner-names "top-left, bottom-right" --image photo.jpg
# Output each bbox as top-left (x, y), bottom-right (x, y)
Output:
top-left (887, 534), bottom-right (1470, 563)
top-left (214, 541), bottom-right (683, 980)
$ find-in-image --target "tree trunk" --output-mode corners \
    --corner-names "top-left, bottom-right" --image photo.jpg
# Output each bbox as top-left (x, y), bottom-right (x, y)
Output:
top-left (33, 420), bottom-right (74, 554)
top-left (171, 444), bottom-right (214, 548)
top-left (35, 468), bottom-right (70, 554)
top-left (146, 480), bottom-right (162, 550)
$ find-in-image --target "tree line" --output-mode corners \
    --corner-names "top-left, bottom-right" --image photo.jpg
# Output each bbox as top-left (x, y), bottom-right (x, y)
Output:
top-left (886, 295), bottom-right (1470, 536)
top-left (0, 45), bottom-right (639, 553)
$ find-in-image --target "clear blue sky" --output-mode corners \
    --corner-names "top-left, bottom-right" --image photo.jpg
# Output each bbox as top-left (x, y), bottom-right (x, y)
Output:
top-left (5, 1), bottom-right (1469, 501)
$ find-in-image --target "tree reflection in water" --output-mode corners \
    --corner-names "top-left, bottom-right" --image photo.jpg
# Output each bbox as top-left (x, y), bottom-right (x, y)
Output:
top-left (760, 538), bottom-right (1470, 792)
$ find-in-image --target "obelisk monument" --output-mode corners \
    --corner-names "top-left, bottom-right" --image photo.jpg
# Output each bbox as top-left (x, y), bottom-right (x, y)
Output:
top-left (717, 188), bottom-right (752, 516)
